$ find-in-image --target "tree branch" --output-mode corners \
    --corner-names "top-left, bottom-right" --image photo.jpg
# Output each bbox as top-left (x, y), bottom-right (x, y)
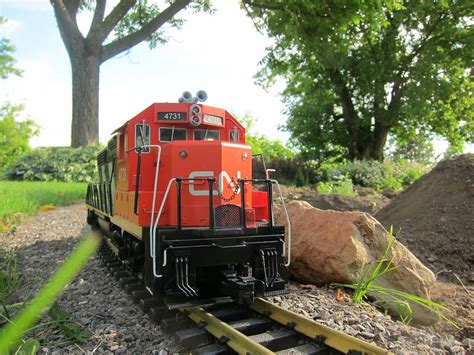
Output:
top-left (87, 0), bottom-right (107, 43)
top-left (101, 0), bottom-right (192, 62)
top-left (328, 67), bottom-right (359, 157)
top-left (50, 0), bottom-right (84, 56)
top-left (64, 0), bottom-right (80, 19)
top-left (241, 0), bottom-right (285, 11)
top-left (100, 0), bottom-right (137, 42)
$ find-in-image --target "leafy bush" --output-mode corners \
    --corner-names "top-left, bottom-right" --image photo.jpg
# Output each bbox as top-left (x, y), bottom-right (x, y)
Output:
top-left (0, 103), bottom-right (39, 170)
top-left (320, 160), bottom-right (429, 191)
top-left (317, 177), bottom-right (356, 196)
top-left (4, 145), bottom-right (102, 183)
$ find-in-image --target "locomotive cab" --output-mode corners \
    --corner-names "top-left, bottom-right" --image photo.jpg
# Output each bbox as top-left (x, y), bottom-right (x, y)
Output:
top-left (86, 91), bottom-right (290, 308)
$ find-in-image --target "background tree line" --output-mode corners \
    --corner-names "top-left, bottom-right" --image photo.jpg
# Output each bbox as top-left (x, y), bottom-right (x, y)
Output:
top-left (1, 1), bottom-right (473, 189)
top-left (243, 0), bottom-right (473, 162)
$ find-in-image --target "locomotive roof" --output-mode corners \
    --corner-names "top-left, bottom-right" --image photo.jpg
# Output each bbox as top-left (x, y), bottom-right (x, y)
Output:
top-left (111, 102), bottom-right (244, 134)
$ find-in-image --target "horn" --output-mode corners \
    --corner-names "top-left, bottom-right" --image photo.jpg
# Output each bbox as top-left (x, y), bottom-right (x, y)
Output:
top-left (181, 91), bottom-right (193, 103)
top-left (196, 90), bottom-right (207, 102)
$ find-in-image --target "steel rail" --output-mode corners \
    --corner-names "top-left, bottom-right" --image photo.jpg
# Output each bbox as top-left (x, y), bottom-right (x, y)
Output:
top-left (98, 238), bottom-right (393, 355)
top-left (183, 307), bottom-right (274, 355)
top-left (251, 298), bottom-right (392, 355)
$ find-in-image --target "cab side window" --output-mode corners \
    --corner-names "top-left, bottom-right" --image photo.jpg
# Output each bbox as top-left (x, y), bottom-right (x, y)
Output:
top-left (135, 123), bottom-right (150, 152)
top-left (229, 129), bottom-right (239, 142)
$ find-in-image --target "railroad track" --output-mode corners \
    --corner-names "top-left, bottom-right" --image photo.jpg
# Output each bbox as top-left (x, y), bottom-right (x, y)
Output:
top-left (98, 242), bottom-right (391, 354)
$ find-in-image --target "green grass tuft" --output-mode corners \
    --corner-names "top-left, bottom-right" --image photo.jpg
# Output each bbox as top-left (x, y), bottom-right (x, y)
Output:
top-left (0, 181), bottom-right (87, 232)
top-left (332, 227), bottom-right (457, 327)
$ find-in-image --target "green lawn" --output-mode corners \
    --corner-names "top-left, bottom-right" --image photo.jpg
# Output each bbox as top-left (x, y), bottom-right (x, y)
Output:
top-left (0, 181), bottom-right (87, 232)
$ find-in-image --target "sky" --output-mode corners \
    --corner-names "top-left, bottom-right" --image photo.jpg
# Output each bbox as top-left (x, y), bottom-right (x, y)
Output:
top-left (1, 0), bottom-right (288, 148)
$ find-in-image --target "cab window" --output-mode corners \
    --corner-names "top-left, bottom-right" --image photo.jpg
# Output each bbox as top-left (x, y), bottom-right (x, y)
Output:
top-left (229, 129), bottom-right (239, 142)
top-left (159, 127), bottom-right (187, 142)
top-left (194, 129), bottom-right (220, 141)
top-left (135, 123), bottom-right (150, 152)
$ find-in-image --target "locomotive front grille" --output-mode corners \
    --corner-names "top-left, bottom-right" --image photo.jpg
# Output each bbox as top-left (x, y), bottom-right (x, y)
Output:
top-left (214, 204), bottom-right (242, 228)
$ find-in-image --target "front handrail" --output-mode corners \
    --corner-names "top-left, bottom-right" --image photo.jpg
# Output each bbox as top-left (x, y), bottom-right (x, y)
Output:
top-left (271, 179), bottom-right (291, 267)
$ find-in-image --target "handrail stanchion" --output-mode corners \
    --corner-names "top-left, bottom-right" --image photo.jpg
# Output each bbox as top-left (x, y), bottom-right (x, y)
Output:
top-left (267, 180), bottom-right (273, 228)
top-left (176, 178), bottom-right (182, 231)
top-left (239, 179), bottom-right (246, 228)
top-left (208, 178), bottom-right (215, 229)
top-left (271, 179), bottom-right (291, 267)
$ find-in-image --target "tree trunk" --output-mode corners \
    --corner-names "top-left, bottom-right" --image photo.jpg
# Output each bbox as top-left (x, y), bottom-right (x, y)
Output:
top-left (370, 124), bottom-right (390, 161)
top-left (70, 55), bottom-right (100, 147)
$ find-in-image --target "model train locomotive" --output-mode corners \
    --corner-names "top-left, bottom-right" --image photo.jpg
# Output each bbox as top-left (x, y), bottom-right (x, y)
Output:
top-left (86, 91), bottom-right (290, 308)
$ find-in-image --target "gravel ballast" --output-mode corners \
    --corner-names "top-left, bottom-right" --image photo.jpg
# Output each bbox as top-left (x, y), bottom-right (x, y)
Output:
top-left (1, 204), bottom-right (471, 354)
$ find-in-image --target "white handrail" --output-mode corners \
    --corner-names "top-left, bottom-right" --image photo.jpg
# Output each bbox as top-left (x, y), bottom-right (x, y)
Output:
top-left (151, 178), bottom-right (176, 278)
top-left (271, 179), bottom-right (291, 267)
top-left (147, 145), bottom-right (161, 257)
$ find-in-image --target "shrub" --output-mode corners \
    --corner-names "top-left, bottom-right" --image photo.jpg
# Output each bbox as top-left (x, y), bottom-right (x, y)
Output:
top-left (4, 145), bottom-right (102, 183)
top-left (320, 160), bottom-right (429, 191)
top-left (317, 177), bottom-right (356, 196)
top-left (0, 103), bottom-right (39, 170)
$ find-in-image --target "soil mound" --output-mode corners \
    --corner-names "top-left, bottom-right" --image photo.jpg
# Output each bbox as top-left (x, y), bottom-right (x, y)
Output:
top-left (376, 154), bottom-right (474, 280)
top-left (280, 186), bottom-right (390, 215)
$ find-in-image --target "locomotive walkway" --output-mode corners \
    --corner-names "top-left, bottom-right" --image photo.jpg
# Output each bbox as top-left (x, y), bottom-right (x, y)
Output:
top-left (98, 242), bottom-right (390, 354)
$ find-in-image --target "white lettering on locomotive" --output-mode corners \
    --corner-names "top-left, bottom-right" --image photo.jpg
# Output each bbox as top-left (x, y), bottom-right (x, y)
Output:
top-left (188, 171), bottom-right (241, 196)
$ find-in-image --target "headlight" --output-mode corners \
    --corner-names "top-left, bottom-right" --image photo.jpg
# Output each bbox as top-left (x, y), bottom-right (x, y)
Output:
top-left (190, 104), bottom-right (202, 126)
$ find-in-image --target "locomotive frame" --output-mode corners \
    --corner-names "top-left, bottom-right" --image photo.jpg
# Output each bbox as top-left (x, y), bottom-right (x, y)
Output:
top-left (86, 91), bottom-right (291, 309)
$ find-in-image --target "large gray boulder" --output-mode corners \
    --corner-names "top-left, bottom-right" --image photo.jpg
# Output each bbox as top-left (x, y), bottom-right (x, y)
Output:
top-left (275, 200), bottom-right (438, 325)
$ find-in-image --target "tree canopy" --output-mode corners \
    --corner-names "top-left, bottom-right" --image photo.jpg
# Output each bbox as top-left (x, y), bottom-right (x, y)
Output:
top-left (243, 0), bottom-right (473, 161)
top-left (50, 0), bottom-right (211, 147)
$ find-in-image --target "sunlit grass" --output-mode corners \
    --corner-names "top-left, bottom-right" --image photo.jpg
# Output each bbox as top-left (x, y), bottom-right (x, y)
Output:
top-left (0, 181), bottom-right (87, 232)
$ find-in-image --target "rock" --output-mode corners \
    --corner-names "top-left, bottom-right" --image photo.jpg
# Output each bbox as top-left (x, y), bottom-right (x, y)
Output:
top-left (462, 338), bottom-right (473, 349)
top-left (275, 201), bottom-right (438, 325)
top-left (77, 317), bottom-right (92, 325)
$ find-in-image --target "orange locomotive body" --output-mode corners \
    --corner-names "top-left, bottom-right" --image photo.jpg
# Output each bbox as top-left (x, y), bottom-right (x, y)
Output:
top-left (86, 91), bottom-right (289, 307)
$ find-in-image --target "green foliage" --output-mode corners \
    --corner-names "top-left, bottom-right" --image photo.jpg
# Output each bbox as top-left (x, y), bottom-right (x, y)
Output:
top-left (333, 227), bottom-right (457, 327)
top-left (14, 339), bottom-right (40, 355)
top-left (388, 135), bottom-right (436, 165)
top-left (0, 17), bottom-right (22, 79)
top-left (240, 114), bottom-right (295, 160)
top-left (0, 233), bottom-right (100, 354)
top-left (5, 145), bottom-right (102, 183)
top-left (114, 0), bottom-right (183, 48)
top-left (0, 247), bottom-right (20, 320)
top-left (244, 0), bottom-right (473, 161)
top-left (320, 160), bottom-right (429, 192)
top-left (317, 178), bottom-right (356, 196)
top-left (48, 303), bottom-right (91, 341)
top-left (0, 181), bottom-right (87, 232)
top-left (294, 166), bottom-right (306, 187)
top-left (0, 104), bottom-right (40, 170)
top-left (112, 0), bottom-right (212, 48)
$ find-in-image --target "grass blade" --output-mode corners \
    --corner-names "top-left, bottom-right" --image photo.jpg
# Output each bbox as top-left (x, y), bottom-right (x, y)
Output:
top-left (0, 233), bottom-right (100, 353)
top-left (48, 302), bottom-right (91, 341)
top-left (14, 339), bottom-right (40, 355)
